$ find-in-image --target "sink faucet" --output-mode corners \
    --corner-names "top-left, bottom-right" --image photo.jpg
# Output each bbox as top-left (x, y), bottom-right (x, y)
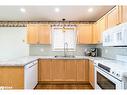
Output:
top-left (64, 42), bottom-right (68, 57)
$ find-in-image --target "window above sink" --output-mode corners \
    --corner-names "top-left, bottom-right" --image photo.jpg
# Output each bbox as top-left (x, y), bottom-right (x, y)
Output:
top-left (51, 26), bottom-right (77, 51)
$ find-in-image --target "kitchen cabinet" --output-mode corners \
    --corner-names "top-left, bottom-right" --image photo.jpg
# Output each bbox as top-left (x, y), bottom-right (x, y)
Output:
top-left (27, 24), bottom-right (39, 44)
top-left (65, 60), bottom-right (77, 81)
top-left (0, 66), bottom-right (24, 89)
top-left (120, 6), bottom-right (127, 23)
top-left (106, 6), bottom-right (119, 29)
top-left (99, 16), bottom-right (107, 33)
top-left (51, 60), bottom-right (65, 81)
top-left (38, 59), bottom-right (88, 82)
top-left (96, 21), bottom-right (101, 43)
top-left (89, 60), bottom-right (95, 88)
top-left (77, 24), bottom-right (92, 44)
top-left (39, 24), bottom-right (51, 44)
top-left (38, 59), bottom-right (51, 82)
top-left (97, 16), bottom-right (107, 43)
top-left (92, 23), bottom-right (98, 44)
top-left (0, 60), bottom-right (38, 89)
top-left (95, 15), bottom-right (107, 44)
top-left (76, 60), bottom-right (89, 82)
top-left (27, 24), bottom-right (51, 44)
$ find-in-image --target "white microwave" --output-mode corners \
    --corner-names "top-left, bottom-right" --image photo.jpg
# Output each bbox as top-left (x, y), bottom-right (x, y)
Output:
top-left (103, 23), bottom-right (127, 46)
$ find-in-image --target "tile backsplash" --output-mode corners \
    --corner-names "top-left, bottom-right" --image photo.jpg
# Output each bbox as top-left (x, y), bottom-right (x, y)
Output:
top-left (96, 44), bottom-right (127, 60)
top-left (29, 44), bottom-right (127, 60)
top-left (29, 44), bottom-right (96, 56)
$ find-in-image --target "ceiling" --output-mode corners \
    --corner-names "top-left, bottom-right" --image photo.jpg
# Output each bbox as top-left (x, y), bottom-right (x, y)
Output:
top-left (0, 6), bottom-right (114, 21)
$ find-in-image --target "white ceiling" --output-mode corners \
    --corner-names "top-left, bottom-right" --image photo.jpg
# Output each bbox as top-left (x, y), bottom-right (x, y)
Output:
top-left (0, 6), bottom-right (114, 21)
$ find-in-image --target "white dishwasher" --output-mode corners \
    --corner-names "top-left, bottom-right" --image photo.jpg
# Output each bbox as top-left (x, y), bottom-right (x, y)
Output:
top-left (24, 60), bottom-right (38, 89)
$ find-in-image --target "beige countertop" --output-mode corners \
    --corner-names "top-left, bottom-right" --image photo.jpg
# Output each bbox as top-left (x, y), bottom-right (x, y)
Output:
top-left (0, 56), bottom-right (105, 66)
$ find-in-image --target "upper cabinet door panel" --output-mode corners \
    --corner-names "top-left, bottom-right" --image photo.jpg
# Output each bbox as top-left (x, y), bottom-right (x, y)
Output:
top-left (27, 24), bottom-right (39, 44)
top-left (92, 23), bottom-right (98, 44)
top-left (99, 16), bottom-right (107, 33)
top-left (121, 6), bottom-right (127, 23)
top-left (77, 24), bottom-right (92, 44)
top-left (39, 24), bottom-right (51, 44)
top-left (94, 16), bottom-right (107, 43)
top-left (107, 6), bottom-right (119, 29)
top-left (27, 24), bottom-right (51, 44)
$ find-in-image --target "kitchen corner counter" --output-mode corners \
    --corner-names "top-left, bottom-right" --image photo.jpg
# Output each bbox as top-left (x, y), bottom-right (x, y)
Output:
top-left (0, 56), bottom-right (39, 66)
top-left (0, 56), bottom-right (105, 66)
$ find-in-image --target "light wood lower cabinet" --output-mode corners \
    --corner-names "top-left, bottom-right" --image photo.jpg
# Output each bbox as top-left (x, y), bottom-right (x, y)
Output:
top-left (89, 60), bottom-right (95, 88)
top-left (0, 60), bottom-right (38, 89)
top-left (38, 59), bottom-right (52, 81)
top-left (65, 60), bottom-right (77, 81)
top-left (76, 60), bottom-right (89, 82)
top-left (38, 59), bottom-right (89, 82)
top-left (51, 60), bottom-right (65, 81)
top-left (0, 66), bottom-right (24, 89)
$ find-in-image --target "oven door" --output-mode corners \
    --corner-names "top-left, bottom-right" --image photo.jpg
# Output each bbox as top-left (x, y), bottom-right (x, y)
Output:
top-left (95, 66), bottom-right (123, 89)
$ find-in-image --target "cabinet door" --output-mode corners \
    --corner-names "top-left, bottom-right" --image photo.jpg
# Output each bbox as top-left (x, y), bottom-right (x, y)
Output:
top-left (27, 24), bottom-right (39, 44)
top-left (89, 60), bottom-right (95, 88)
top-left (51, 60), bottom-right (65, 81)
top-left (96, 21), bottom-right (101, 43)
top-left (77, 24), bottom-right (92, 44)
top-left (0, 67), bottom-right (24, 89)
top-left (121, 6), bottom-right (127, 23)
top-left (107, 6), bottom-right (119, 28)
top-left (92, 23), bottom-right (98, 44)
top-left (76, 60), bottom-right (89, 82)
top-left (39, 24), bottom-right (51, 44)
top-left (99, 16), bottom-right (107, 33)
top-left (65, 60), bottom-right (77, 81)
top-left (98, 16), bottom-right (107, 43)
top-left (38, 59), bottom-right (51, 82)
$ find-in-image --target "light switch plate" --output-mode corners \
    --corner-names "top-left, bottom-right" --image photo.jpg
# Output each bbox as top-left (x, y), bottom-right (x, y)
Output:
top-left (40, 48), bottom-right (44, 52)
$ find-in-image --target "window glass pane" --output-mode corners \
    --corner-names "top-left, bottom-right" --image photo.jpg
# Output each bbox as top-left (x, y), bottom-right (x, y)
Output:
top-left (65, 29), bottom-right (76, 50)
top-left (52, 27), bottom-right (76, 51)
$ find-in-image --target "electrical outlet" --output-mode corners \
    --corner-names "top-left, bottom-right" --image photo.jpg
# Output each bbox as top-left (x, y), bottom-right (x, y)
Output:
top-left (40, 48), bottom-right (44, 52)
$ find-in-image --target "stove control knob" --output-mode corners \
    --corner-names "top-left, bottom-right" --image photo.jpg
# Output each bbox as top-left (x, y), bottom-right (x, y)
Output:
top-left (116, 74), bottom-right (120, 77)
top-left (112, 72), bottom-right (115, 74)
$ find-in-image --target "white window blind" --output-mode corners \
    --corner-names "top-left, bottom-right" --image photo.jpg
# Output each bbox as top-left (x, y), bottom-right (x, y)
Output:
top-left (52, 26), bottom-right (76, 51)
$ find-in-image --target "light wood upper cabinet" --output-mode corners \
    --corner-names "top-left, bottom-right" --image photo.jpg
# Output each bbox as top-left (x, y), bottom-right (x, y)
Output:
top-left (27, 24), bottom-right (39, 44)
top-left (38, 59), bottom-right (51, 82)
top-left (77, 24), bottom-right (92, 44)
top-left (106, 6), bottom-right (119, 29)
top-left (99, 16), bottom-right (107, 33)
top-left (27, 24), bottom-right (51, 44)
top-left (76, 60), bottom-right (89, 82)
top-left (92, 23), bottom-right (98, 44)
top-left (96, 21), bottom-right (102, 43)
top-left (92, 22), bottom-right (102, 44)
top-left (119, 6), bottom-right (127, 23)
top-left (39, 24), bottom-right (51, 44)
top-left (97, 16), bottom-right (107, 43)
top-left (89, 60), bottom-right (95, 88)
top-left (65, 60), bottom-right (77, 81)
